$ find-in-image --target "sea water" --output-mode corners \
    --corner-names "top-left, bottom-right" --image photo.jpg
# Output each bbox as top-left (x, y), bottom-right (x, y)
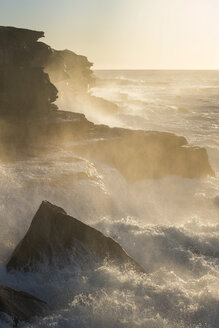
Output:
top-left (0, 70), bottom-right (218, 327)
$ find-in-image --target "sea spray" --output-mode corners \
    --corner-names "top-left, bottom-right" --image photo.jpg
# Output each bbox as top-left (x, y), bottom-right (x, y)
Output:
top-left (0, 70), bottom-right (219, 327)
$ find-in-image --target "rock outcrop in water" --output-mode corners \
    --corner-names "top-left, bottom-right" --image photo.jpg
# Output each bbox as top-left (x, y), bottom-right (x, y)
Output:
top-left (0, 285), bottom-right (47, 326)
top-left (7, 201), bottom-right (145, 273)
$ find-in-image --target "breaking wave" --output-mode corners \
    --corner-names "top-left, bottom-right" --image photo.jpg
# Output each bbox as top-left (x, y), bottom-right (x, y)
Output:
top-left (1, 70), bottom-right (219, 327)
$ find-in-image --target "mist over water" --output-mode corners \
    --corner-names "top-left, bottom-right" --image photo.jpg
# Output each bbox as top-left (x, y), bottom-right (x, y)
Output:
top-left (0, 70), bottom-right (219, 327)
top-left (93, 70), bottom-right (219, 151)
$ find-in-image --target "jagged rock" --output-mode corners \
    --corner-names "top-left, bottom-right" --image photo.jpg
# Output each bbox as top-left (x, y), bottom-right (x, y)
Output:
top-left (0, 107), bottom-right (214, 180)
top-left (45, 49), bottom-right (94, 91)
top-left (0, 26), bottom-right (214, 181)
top-left (44, 48), bottom-right (119, 119)
top-left (0, 26), bottom-right (45, 66)
top-left (0, 285), bottom-right (47, 326)
top-left (0, 26), bottom-right (57, 117)
top-left (7, 201), bottom-right (145, 273)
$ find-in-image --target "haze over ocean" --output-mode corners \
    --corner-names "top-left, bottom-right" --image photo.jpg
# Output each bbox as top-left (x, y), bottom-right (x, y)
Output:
top-left (0, 1), bottom-right (219, 327)
top-left (1, 0), bottom-right (219, 69)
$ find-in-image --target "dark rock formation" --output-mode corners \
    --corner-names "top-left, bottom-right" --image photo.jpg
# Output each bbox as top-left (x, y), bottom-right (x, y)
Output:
top-left (0, 26), bottom-right (57, 118)
top-left (45, 48), bottom-right (118, 118)
top-left (0, 285), bottom-right (47, 326)
top-left (0, 26), bottom-right (214, 181)
top-left (0, 107), bottom-right (214, 181)
top-left (74, 128), bottom-right (215, 182)
top-left (45, 48), bottom-right (94, 94)
top-left (7, 201), bottom-right (145, 273)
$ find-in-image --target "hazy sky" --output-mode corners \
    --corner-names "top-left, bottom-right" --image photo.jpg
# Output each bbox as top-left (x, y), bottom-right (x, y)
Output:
top-left (1, 0), bottom-right (219, 69)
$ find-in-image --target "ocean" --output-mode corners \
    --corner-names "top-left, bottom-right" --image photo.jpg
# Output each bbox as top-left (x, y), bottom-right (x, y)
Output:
top-left (0, 70), bottom-right (218, 327)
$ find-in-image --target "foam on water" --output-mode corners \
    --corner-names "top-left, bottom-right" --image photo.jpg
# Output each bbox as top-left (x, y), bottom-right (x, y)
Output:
top-left (93, 71), bottom-right (219, 153)
top-left (0, 70), bottom-right (219, 327)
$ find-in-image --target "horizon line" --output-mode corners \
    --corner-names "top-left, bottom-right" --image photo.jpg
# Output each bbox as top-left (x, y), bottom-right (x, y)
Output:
top-left (94, 68), bottom-right (219, 71)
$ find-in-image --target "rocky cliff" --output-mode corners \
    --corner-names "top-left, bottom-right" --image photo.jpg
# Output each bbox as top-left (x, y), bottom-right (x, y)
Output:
top-left (45, 48), bottom-right (94, 94)
top-left (0, 26), bottom-right (57, 118)
top-left (0, 26), bottom-right (215, 181)
top-left (44, 47), bottom-right (118, 119)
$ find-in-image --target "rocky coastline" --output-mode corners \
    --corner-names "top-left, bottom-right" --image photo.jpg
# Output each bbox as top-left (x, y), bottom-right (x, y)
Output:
top-left (0, 26), bottom-right (216, 326)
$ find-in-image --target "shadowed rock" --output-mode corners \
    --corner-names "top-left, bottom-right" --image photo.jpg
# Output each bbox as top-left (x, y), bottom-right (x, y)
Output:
top-left (7, 201), bottom-right (145, 273)
top-left (74, 129), bottom-right (215, 182)
top-left (45, 48), bottom-right (119, 118)
top-left (45, 48), bottom-right (94, 92)
top-left (0, 26), bottom-right (214, 182)
top-left (0, 26), bottom-right (57, 118)
top-left (0, 108), bottom-right (214, 181)
top-left (0, 285), bottom-right (47, 326)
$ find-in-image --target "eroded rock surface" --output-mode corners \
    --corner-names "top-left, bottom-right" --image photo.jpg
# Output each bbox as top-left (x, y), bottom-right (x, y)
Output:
top-left (0, 26), bottom-right (57, 118)
top-left (74, 129), bottom-right (215, 182)
top-left (7, 201), bottom-right (145, 273)
top-left (0, 26), bottom-right (215, 182)
top-left (0, 285), bottom-right (47, 325)
top-left (45, 48), bottom-right (119, 118)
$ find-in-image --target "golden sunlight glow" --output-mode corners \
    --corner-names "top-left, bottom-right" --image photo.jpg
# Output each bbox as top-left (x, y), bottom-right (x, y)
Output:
top-left (1, 0), bottom-right (219, 69)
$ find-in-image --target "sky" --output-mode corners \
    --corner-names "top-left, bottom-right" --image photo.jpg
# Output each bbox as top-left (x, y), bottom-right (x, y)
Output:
top-left (1, 0), bottom-right (219, 69)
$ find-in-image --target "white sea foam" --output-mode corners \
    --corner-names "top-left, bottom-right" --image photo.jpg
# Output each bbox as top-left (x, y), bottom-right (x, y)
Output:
top-left (0, 70), bottom-right (219, 327)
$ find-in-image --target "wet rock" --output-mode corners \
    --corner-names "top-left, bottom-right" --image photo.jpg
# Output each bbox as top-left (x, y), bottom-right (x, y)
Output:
top-left (45, 48), bottom-right (118, 118)
top-left (74, 129), bottom-right (215, 182)
top-left (0, 108), bottom-right (214, 181)
top-left (0, 285), bottom-right (47, 326)
top-left (0, 26), bottom-right (214, 181)
top-left (0, 26), bottom-right (45, 66)
top-left (45, 48), bottom-right (94, 92)
top-left (0, 26), bottom-right (57, 118)
top-left (7, 201), bottom-right (145, 273)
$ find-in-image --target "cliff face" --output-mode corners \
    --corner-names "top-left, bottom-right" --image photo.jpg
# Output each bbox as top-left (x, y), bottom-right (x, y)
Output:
top-left (45, 49), bottom-right (94, 95)
top-left (0, 26), bottom-right (57, 118)
top-left (0, 26), bottom-right (103, 119)
top-left (0, 26), bottom-right (214, 181)
top-left (45, 47), bottom-right (118, 120)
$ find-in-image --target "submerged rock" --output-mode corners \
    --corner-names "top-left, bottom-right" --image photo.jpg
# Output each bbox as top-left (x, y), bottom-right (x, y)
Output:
top-left (0, 285), bottom-right (47, 326)
top-left (7, 201), bottom-right (145, 273)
